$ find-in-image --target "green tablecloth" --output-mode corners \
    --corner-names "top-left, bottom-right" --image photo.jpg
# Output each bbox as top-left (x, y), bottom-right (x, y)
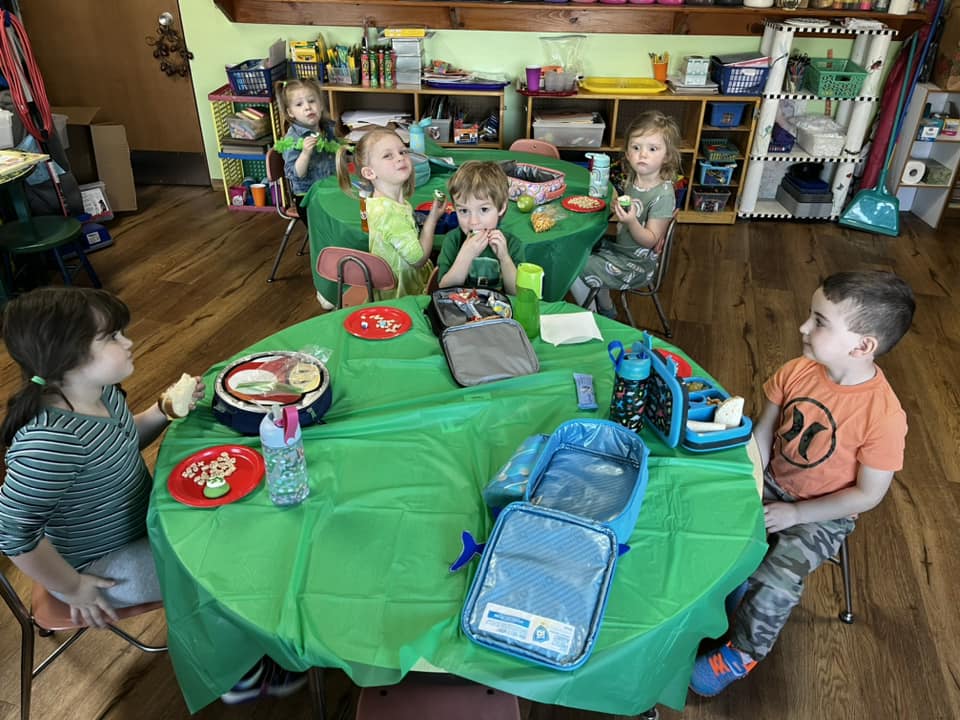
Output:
top-left (148, 298), bottom-right (765, 714)
top-left (305, 149), bottom-right (609, 303)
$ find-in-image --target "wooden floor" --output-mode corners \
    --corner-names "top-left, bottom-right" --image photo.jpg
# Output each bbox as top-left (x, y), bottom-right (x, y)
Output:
top-left (1, 185), bottom-right (957, 720)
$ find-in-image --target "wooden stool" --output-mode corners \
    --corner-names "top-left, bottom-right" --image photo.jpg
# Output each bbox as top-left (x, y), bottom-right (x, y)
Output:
top-left (356, 678), bottom-right (521, 720)
top-left (0, 216), bottom-right (102, 289)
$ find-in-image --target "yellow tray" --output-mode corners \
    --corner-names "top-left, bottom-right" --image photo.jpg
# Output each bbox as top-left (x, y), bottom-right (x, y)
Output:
top-left (579, 77), bottom-right (667, 95)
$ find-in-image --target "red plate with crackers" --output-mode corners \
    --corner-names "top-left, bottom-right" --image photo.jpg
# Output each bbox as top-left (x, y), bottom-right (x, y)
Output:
top-left (657, 349), bottom-right (693, 378)
top-left (344, 306), bottom-right (413, 340)
top-left (562, 195), bottom-right (607, 213)
top-left (416, 200), bottom-right (455, 214)
top-left (168, 445), bottom-right (265, 508)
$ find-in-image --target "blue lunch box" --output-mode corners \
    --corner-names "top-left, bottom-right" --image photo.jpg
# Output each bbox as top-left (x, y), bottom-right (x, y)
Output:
top-left (633, 332), bottom-right (753, 452)
top-left (460, 419), bottom-right (649, 670)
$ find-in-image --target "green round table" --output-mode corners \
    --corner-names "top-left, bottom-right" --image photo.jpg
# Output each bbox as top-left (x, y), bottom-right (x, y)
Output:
top-left (148, 298), bottom-right (765, 714)
top-left (304, 148), bottom-right (611, 304)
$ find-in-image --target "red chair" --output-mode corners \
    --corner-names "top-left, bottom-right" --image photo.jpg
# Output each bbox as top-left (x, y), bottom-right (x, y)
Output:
top-left (0, 563), bottom-right (166, 720)
top-left (356, 677), bottom-right (520, 720)
top-left (265, 148), bottom-right (309, 283)
top-left (315, 246), bottom-right (397, 309)
top-left (508, 138), bottom-right (560, 159)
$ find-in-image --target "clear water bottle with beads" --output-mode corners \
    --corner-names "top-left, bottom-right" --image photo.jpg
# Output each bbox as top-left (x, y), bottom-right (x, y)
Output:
top-left (259, 405), bottom-right (310, 506)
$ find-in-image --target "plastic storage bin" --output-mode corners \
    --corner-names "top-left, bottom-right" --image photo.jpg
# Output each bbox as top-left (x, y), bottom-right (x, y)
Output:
top-left (698, 160), bottom-right (736, 185)
top-left (794, 116), bottom-right (846, 157)
top-left (226, 59), bottom-right (288, 96)
top-left (700, 137), bottom-right (739, 161)
top-left (776, 181), bottom-right (833, 218)
top-left (291, 60), bottom-right (324, 82)
top-left (710, 58), bottom-right (769, 96)
top-left (533, 115), bottom-right (605, 148)
top-left (707, 102), bottom-right (747, 127)
top-left (426, 118), bottom-right (452, 143)
top-left (692, 188), bottom-right (731, 212)
top-left (804, 58), bottom-right (868, 99)
top-left (768, 123), bottom-right (796, 153)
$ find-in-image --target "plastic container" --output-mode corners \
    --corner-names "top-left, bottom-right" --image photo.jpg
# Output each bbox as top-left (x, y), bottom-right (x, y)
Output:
top-left (533, 115), bottom-right (605, 147)
top-left (692, 188), bottom-right (731, 212)
top-left (700, 138), bottom-right (739, 161)
top-left (710, 59), bottom-right (770, 96)
top-left (292, 60), bottom-right (324, 82)
top-left (707, 102), bottom-right (747, 128)
top-left (259, 405), bottom-right (310, 506)
top-left (608, 342), bottom-right (652, 432)
top-left (585, 152), bottom-right (611, 198)
top-left (804, 58), bottom-right (868, 99)
top-left (226, 59), bottom-right (288, 97)
top-left (698, 161), bottom-right (736, 185)
top-left (776, 184), bottom-right (833, 218)
top-left (795, 116), bottom-right (846, 157)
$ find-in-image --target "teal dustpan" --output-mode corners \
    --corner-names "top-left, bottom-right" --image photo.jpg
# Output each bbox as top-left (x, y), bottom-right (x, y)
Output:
top-left (839, 34), bottom-right (917, 237)
top-left (838, 167), bottom-right (899, 236)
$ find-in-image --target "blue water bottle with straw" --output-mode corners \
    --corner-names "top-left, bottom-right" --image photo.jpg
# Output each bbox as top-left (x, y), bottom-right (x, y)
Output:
top-left (608, 341), bottom-right (651, 432)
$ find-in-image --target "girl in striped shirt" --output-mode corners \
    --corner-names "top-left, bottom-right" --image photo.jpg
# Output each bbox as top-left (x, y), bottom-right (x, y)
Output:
top-left (0, 287), bottom-right (203, 628)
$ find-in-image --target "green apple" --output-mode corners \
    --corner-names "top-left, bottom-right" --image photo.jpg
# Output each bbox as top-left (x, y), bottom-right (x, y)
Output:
top-left (516, 195), bottom-right (535, 213)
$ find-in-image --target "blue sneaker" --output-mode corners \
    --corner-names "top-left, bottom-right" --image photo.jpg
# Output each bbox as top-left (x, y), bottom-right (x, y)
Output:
top-left (221, 659), bottom-right (267, 704)
top-left (263, 660), bottom-right (308, 699)
top-left (689, 642), bottom-right (757, 696)
top-left (725, 581), bottom-right (749, 620)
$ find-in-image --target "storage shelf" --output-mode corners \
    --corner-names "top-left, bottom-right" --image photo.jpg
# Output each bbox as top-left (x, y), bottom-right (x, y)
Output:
top-left (738, 198), bottom-right (837, 220)
top-left (213, 1), bottom-right (926, 38)
top-left (763, 92), bottom-right (879, 102)
top-left (750, 150), bottom-right (861, 163)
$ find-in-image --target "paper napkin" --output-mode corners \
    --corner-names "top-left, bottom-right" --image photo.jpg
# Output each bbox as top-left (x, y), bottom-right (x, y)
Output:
top-left (540, 312), bottom-right (603, 346)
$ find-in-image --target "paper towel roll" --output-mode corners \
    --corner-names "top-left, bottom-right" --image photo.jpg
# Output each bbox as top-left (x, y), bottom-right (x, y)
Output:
top-left (901, 160), bottom-right (926, 185)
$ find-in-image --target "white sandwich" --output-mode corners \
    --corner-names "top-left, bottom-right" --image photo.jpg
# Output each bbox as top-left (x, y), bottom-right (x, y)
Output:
top-left (160, 373), bottom-right (195, 419)
top-left (714, 396), bottom-right (745, 428)
top-left (687, 420), bottom-right (727, 433)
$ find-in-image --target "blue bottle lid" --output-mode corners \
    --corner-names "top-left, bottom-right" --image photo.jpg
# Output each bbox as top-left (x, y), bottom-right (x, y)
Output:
top-left (618, 355), bottom-right (651, 381)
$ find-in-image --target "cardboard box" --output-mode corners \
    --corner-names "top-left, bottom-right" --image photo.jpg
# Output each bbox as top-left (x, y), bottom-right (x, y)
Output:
top-left (50, 106), bottom-right (137, 212)
top-left (934, 2), bottom-right (960, 91)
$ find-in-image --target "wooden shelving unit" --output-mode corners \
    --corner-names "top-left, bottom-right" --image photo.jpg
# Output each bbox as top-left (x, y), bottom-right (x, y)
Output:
top-left (212, 0), bottom-right (926, 38)
top-left (324, 85), bottom-right (505, 149)
top-left (522, 91), bottom-right (759, 225)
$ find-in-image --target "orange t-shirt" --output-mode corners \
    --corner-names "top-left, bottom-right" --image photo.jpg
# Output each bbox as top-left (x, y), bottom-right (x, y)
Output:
top-left (764, 357), bottom-right (907, 500)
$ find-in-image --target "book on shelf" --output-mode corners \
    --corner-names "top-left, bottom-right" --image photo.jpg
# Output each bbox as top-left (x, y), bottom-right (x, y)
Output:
top-left (219, 134), bottom-right (272, 156)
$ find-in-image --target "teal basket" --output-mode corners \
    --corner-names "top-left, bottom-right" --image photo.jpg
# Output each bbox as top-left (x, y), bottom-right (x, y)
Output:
top-left (803, 59), bottom-right (868, 99)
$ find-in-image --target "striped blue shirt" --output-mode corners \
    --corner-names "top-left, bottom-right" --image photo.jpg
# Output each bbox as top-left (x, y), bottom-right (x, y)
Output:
top-left (0, 384), bottom-right (151, 569)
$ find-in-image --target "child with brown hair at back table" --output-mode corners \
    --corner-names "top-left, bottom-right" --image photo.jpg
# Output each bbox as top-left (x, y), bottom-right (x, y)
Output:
top-left (335, 127), bottom-right (444, 298)
top-left (569, 110), bottom-right (680, 319)
top-left (690, 270), bottom-right (916, 696)
top-left (437, 160), bottom-right (523, 294)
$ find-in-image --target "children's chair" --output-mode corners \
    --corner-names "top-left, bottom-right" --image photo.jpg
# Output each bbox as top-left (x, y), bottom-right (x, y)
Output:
top-left (617, 216), bottom-right (677, 337)
top-left (265, 148), bottom-right (309, 283)
top-left (425, 265), bottom-right (440, 294)
top-left (582, 217), bottom-right (677, 337)
top-left (355, 676), bottom-right (520, 720)
top-left (315, 246), bottom-right (397, 309)
top-left (0, 563), bottom-right (167, 720)
top-left (508, 138), bottom-right (560, 159)
top-left (832, 535), bottom-right (855, 624)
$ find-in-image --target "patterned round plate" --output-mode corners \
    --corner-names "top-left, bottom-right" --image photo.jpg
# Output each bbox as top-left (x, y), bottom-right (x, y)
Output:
top-left (344, 306), bottom-right (413, 340)
top-left (562, 195), bottom-right (607, 213)
top-left (168, 445), bottom-right (264, 508)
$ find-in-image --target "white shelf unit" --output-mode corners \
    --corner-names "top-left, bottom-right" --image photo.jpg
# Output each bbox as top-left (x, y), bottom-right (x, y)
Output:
top-left (738, 21), bottom-right (896, 220)
top-left (887, 82), bottom-right (960, 229)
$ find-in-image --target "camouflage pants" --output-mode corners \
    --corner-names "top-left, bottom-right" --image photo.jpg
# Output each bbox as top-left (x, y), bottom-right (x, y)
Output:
top-left (729, 473), bottom-right (855, 660)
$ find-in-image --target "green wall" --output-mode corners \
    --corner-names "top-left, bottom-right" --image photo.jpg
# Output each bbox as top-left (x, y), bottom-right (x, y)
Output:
top-left (181, 0), bottom-right (859, 180)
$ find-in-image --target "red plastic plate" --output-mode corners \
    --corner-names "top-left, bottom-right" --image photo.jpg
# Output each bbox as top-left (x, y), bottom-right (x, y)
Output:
top-left (344, 306), bottom-right (413, 340)
top-left (416, 200), bottom-right (455, 213)
top-left (562, 195), bottom-right (607, 213)
top-left (658, 349), bottom-right (693, 378)
top-left (168, 445), bottom-right (265, 508)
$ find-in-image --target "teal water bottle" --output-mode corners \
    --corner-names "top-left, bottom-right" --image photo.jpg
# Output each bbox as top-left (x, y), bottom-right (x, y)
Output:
top-left (608, 341), bottom-right (651, 432)
top-left (585, 152), bottom-right (611, 199)
top-left (259, 405), bottom-right (310, 506)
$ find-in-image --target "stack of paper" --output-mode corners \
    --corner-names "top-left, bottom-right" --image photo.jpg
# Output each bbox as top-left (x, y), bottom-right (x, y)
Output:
top-left (667, 76), bottom-right (719, 95)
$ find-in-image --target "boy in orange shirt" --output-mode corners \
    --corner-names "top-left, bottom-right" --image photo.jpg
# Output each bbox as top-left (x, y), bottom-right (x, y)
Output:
top-left (690, 270), bottom-right (915, 695)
